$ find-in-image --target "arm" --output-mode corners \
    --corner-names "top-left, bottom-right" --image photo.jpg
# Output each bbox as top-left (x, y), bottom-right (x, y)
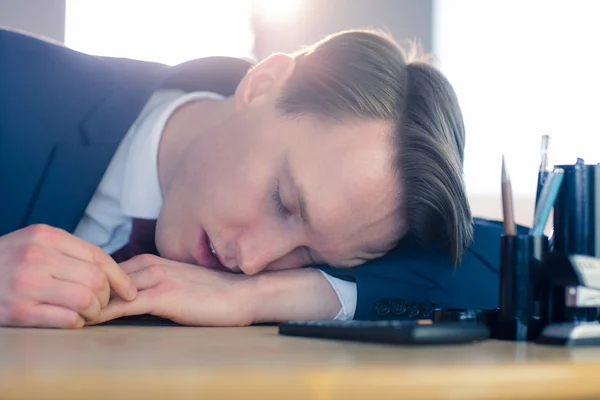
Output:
top-left (89, 255), bottom-right (344, 326)
top-left (250, 269), bottom-right (342, 323)
top-left (88, 245), bottom-right (495, 326)
top-left (318, 219), bottom-right (519, 320)
top-left (90, 219), bottom-right (511, 326)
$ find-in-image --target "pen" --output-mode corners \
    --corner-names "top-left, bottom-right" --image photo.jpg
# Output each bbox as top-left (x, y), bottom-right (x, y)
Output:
top-left (502, 155), bottom-right (517, 236)
top-left (530, 167), bottom-right (565, 236)
top-left (534, 135), bottom-right (550, 214)
top-left (595, 163), bottom-right (600, 256)
top-left (572, 158), bottom-right (591, 255)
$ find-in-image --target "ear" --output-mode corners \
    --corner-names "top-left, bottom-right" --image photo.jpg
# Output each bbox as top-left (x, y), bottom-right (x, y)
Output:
top-left (234, 53), bottom-right (296, 109)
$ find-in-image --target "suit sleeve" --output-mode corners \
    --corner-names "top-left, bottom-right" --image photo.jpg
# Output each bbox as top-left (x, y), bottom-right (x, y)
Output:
top-left (315, 219), bottom-right (516, 320)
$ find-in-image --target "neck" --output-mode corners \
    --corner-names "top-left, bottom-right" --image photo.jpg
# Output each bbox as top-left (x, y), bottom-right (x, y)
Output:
top-left (157, 96), bottom-right (235, 195)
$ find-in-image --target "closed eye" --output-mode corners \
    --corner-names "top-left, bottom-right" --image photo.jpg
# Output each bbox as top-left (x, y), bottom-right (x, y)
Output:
top-left (272, 179), bottom-right (292, 218)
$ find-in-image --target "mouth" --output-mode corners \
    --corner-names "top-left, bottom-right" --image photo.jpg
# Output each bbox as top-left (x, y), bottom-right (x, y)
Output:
top-left (194, 229), bottom-right (230, 271)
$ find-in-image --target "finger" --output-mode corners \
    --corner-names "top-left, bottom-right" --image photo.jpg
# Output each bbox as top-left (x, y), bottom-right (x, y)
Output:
top-left (33, 279), bottom-right (102, 321)
top-left (44, 249), bottom-right (111, 308)
top-left (99, 280), bottom-right (111, 308)
top-left (22, 304), bottom-right (85, 329)
top-left (119, 254), bottom-right (165, 274)
top-left (128, 265), bottom-right (165, 290)
top-left (86, 291), bottom-right (153, 325)
top-left (19, 225), bottom-right (137, 301)
top-left (101, 258), bottom-right (138, 302)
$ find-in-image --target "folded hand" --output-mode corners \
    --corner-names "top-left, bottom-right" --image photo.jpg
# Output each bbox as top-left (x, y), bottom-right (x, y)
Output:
top-left (87, 255), bottom-right (255, 326)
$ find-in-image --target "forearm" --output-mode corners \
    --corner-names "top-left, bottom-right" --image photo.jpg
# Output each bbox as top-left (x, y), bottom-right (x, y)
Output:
top-left (247, 268), bottom-right (342, 324)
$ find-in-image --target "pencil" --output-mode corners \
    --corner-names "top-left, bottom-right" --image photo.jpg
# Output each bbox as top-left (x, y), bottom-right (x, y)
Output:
top-left (502, 155), bottom-right (517, 236)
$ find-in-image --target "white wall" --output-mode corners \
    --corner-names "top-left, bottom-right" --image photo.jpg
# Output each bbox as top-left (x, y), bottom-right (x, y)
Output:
top-left (252, 0), bottom-right (433, 59)
top-left (1, 0), bottom-right (529, 225)
top-left (0, 0), bottom-right (65, 41)
top-left (434, 0), bottom-right (600, 227)
top-left (64, 0), bottom-right (255, 65)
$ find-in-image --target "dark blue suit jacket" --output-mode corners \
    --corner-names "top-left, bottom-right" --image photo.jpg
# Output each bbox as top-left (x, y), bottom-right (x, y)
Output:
top-left (0, 28), bottom-right (523, 320)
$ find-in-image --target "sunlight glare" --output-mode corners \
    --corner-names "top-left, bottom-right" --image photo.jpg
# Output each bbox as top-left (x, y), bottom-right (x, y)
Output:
top-left (252, 0), bottom-right (303, 21)
top-left (65, 0), bottom-right (255, 66)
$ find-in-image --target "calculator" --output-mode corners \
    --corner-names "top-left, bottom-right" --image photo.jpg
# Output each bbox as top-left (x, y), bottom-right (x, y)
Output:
top-left (278, 319), bottom-right (490, 345)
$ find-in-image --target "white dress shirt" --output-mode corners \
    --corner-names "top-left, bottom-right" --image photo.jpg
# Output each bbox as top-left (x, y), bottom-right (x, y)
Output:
top-left (73, 90), bottom-right (357, 320)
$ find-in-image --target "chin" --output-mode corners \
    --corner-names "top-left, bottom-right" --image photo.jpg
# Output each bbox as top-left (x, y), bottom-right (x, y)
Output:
top-left (154, 236), bottom-right (187, 263)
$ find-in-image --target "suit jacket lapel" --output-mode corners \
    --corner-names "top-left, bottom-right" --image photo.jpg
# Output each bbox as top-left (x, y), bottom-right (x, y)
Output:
top-left (25, 56), bottom-right (252, 233)
top-left (25, 143), bottom-right (118, 231)
top-left (25, 59), bottom-right (165, 230)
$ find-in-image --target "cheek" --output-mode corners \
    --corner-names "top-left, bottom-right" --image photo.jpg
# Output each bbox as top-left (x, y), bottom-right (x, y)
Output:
top-left (191, 156), bottom-right (275, 232)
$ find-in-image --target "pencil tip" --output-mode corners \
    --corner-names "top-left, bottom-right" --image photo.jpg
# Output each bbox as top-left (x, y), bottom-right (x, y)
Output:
top-left (502, 155), bottom-right (510, 182)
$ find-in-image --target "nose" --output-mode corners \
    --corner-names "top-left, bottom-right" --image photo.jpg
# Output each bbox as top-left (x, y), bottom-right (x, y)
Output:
top-left (235, 228), bottom-right (300, 275)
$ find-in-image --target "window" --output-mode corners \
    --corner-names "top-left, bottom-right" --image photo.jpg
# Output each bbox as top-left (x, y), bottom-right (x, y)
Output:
top-left (65, 0), bottom-right (256, 65)
top-left (433, 0), bottom-right (600, 197)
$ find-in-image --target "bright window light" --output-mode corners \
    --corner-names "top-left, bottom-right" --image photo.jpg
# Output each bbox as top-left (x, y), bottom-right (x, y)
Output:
top-left (434, 0), bottom-right (600, 196)
top-left (65, 0), bottom-right (256, 66)
top-left (252, 0), bottom-right (304, 22)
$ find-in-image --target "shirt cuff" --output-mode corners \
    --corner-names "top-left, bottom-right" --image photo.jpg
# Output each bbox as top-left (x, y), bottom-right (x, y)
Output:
top-left (318, 270), bottom-right (357, 320)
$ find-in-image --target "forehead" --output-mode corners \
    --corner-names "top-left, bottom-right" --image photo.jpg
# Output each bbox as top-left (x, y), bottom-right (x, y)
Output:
top-left (288, 118), bottom-right (404, 265)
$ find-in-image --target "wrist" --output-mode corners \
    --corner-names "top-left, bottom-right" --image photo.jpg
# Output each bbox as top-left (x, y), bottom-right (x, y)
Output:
top-left (246, 268), bottom-right (342, 324)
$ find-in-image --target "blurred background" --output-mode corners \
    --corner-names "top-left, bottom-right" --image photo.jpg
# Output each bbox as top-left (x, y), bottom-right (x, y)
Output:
top-left (1, 0), bottom-right (599, 227)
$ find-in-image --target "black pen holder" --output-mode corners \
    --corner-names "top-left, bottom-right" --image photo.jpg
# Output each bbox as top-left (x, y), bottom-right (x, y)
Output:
top-left (553, 163), bottom-right (598, 257)
top-left (551, 163), bottom-right (600, 323)
top-left (497, 235), bottom-right (549, 341)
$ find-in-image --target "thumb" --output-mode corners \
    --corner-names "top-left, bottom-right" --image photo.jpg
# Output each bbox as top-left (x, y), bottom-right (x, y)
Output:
top-left (119, 254), bottom-right (164, 274)
top-left (86, 291), bottom-right (152, 325)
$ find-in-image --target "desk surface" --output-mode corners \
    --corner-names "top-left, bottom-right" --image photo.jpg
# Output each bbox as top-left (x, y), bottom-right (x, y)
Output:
top-left (1, 326), bottom-right (599, 400)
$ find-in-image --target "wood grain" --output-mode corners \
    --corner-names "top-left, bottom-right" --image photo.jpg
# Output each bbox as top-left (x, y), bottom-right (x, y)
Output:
top-left (1, 326), bottom-right (598, 399)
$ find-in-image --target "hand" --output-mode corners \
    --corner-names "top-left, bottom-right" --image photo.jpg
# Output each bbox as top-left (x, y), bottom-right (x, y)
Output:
top-left (0, 224), bottom-right (137, 328)
top-left (87, 255), bottom-right (255, 326)
top-left (88, 255), bottom-right (342, 326)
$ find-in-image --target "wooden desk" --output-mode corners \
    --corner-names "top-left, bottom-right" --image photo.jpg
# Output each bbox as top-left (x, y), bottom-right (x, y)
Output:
top-left (0, 326), bottom-right (599, 399)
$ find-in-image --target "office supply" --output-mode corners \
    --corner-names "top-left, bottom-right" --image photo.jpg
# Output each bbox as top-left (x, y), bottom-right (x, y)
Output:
top-left (501, 155), bottom-right (517, 236)
top-left (433, 308), bottom-right (499, 336)
top-left (496, 155), bottom-right (600, 345)
top-left (573, 158), bottom-right (591, 255)
top-left (546, 159), bottom-right (600, 327)
top-left (553, 160), bottom-right (597, 256)
top-left (543, 251), bottom-right (600, 329)
top-left (595, 163), bottom-right (600, 256)
top-left (565, 286), bottom-right (600, 308)
top-left (534, 135), bottom-right (550, 210)
top-left (278, 319), bottom-right (490, 345)
top-left (537, 322), bottom-right (600, 346)
top-left (498, 234), bottom-right (548, 341)
top-left (530, 167), bottom-right (564, 236)
top-left (433, 308), bottom-right (496, 323)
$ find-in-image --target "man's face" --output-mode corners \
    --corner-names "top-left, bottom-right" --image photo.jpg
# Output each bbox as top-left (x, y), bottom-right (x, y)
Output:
top-left (155, 55), bottom-right (405, 274)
